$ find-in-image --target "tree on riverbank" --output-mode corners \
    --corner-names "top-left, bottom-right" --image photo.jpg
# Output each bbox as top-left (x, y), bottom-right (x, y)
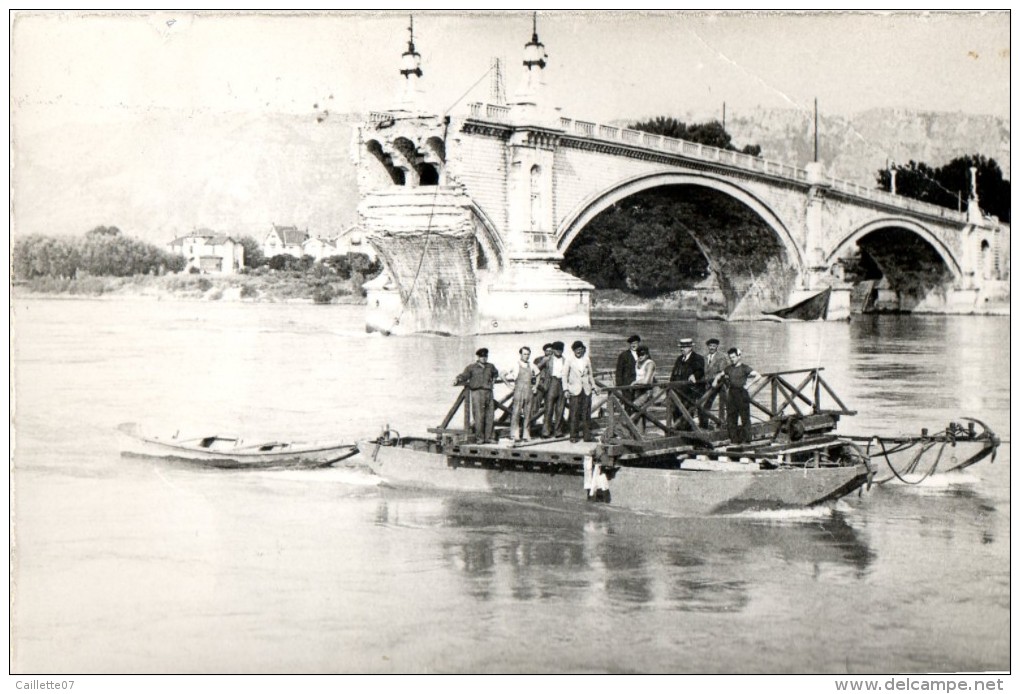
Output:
top-left (630, 117), bottom-right (762, 156)
top-left (561, 117), bottom-right (766, 295)
top-left (13, 232), bottom-right (185, 279)
top-left (876, 154), bottom-right (1010, 223)
top-left (237, 235), bottom-right (265, 268)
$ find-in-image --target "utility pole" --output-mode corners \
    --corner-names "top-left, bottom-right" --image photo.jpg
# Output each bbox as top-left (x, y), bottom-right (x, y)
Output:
top-left (813, 98), bottom-right (819, 163)
top-left (722, 101), bottom-right (726, 131)
top-left (490, 56), bottom-right (506, 104)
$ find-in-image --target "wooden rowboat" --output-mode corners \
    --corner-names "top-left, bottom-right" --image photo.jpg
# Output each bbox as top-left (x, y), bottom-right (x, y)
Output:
top-left (117, 422), bottom-right (358, 470)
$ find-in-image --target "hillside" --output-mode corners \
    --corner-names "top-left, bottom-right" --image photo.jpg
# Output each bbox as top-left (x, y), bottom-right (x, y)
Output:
top-left (12, 109), bottom-right (363, 245)
top-left (724, 107), bottom-right (1010, 185)
top-left (11, 107), bottom-right (1009, 247)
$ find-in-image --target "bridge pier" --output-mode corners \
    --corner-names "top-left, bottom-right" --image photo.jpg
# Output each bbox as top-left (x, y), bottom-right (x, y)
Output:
top-left (478, 256), bottom-right (592, 334)
top-left (359, 186), bottom-right (592, 335)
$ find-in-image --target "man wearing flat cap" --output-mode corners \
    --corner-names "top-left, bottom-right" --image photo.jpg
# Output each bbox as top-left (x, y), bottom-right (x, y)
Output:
top-left (454, 347), bottom-right (500, 443)
top-left (541, 341), bottom-right (568, 438)
top-left (615, 335), bottom-right (641, 391)
top-left (669, 338), bottom-right (705, 430)
top-left (702, 338), bottom-right (726, 428)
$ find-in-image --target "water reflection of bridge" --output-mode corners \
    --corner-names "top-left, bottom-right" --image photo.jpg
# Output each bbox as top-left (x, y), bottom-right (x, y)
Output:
top-left (354, 19), bottom-right (1009, 335)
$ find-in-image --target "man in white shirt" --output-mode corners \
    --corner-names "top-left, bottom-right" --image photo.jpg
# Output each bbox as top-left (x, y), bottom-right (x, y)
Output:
top-left (563, 340), bottom-right (598, 443)
top-left (502, 346), bottom-right (540, 441)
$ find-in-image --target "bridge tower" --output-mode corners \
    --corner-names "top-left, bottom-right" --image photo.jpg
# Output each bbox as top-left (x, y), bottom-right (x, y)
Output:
top-left (356, 14), bottom-right (591, 335)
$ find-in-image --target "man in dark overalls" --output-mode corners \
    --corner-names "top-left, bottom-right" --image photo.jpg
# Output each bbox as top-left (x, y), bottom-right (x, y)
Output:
top-left (713, 347), bottom-right (762, 444)
top-left (453, 348), bottom-right (500, 443)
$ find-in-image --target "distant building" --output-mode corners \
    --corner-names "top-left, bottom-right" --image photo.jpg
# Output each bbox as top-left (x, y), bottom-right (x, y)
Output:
top-left (333, 226), bottom-right (377, 261)
top-left (167, 229), bottom-right (244, 274)
top-left (302, 236), bottom-right (340, 261)
top-left (263, 224), bottom-right (311, 258)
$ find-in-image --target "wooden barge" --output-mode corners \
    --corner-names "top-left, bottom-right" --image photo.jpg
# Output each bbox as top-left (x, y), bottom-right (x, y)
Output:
top-left (360, 368), bottom-right (878, 516)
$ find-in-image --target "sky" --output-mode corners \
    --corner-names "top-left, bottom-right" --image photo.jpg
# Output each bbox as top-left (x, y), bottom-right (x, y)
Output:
top-left (12, 10), bottom-right (1011, 124)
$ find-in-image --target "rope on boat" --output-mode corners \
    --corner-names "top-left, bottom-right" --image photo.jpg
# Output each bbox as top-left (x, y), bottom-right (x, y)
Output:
top-left (877, 437), bottom-right (945, 485)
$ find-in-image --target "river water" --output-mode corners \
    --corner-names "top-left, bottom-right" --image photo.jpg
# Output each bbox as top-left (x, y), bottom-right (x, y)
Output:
top-left (10, 298), bottom-right (1011, 674)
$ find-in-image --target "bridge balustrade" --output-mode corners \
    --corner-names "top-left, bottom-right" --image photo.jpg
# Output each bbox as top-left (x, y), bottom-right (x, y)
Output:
top-left (599, 125), bottom-right (619, 139)
top-left (486, 104), bottom-right (510, 120)
top-left (642, 133), bottom-right (663, 149)
top-left (460, 102), bottom-right (974, 225)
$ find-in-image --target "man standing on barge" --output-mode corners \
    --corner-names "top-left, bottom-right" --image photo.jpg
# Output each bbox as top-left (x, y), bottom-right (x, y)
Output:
top-left (669, 338), bottom-right (705, 430)
top-left (503, 346), bottom-right (539, 442)
top-left (615, 334), bottom-right (641, 389)
top-left (713, 347), bottom-right (762, 444)
top-left (702, 338), bottom-right (727, 428)
top-left (541, 341), bottom-right (567, 438)
top-left (454, 348), bottom-right (500, 444)
top-left (564, 340), bottom-right (598, 443)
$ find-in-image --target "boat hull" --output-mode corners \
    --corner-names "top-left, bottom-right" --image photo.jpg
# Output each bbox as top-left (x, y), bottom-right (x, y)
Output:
top-left (358, 439), bottom-right (870, 516)
top-left (119, 424), bottom-right (357, 470)
top-left (868, 438), bottom-right (997, 484)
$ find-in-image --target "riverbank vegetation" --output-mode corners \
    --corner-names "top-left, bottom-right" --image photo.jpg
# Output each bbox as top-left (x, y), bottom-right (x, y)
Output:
top-left (13, 228), bottom-right (382, 304)
top-left (561, 118), bottom-right (770, 299)
top-left (13, 226), bottom-right (186, 279)
top-left (876, 154), bottom-right (1010, 222)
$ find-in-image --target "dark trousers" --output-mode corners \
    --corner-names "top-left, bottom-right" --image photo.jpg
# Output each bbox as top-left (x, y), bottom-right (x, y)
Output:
top-left (726, 387), bottom-right (752, 444)
top-left (542, 379), bottom-right (566, 436)
top-left (675, 385), bottom-right (704, 431)
top-left (469, 388), bottom-right (495, 442)
top-left (704, 388), bottom-right (726, 428)
top-left (568, 391), bottom-right (593, 441)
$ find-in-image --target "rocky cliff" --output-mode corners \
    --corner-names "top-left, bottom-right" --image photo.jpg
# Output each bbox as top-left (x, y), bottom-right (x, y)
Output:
top-left (724, 107), bottom-right (1010, 186)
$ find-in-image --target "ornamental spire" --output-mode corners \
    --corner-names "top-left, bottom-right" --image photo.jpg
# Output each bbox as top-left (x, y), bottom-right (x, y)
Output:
top-left (523, 11), bottom-right (547, 71)
top-left (395, 14), bottom-right (425, 113)
top-left (400, 15), bottom-right (422, 79)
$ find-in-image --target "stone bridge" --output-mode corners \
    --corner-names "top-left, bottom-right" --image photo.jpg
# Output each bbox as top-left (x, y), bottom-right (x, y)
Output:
top-left (355, 25), bottom-right (1009, 335)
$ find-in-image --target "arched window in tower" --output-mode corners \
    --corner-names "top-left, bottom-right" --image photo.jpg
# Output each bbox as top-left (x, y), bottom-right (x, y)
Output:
top-left (530, 165), bottom-right (542, 231)
top-left (980, 239), bottom-right (992, 280)
top-left (419, 164), bottom-right (440, 186)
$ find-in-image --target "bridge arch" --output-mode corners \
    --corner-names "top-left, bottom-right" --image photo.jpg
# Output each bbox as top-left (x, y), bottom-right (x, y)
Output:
top-left (468, 201), bottom-right (505, 272)
top-left (826, 217), bottom-right (962, 281)
top-left (556, 170), bottom-right (806, 269)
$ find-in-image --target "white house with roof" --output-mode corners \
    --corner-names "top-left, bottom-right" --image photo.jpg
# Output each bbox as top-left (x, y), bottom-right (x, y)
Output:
top-left (302, 236), bottom-right (340, 261)
top-left (167, 229), bottom-right (245, 274)
top-left (334, 226), bottom-right (377, 260)
top-left (262, 224), bottom-right (310, 258)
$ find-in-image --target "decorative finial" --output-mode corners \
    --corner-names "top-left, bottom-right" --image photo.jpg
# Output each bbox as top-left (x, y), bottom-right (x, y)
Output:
top-left (400, 14), bottom-right (422, 79)
top-left (523, 11), bottom-right (546, 70)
